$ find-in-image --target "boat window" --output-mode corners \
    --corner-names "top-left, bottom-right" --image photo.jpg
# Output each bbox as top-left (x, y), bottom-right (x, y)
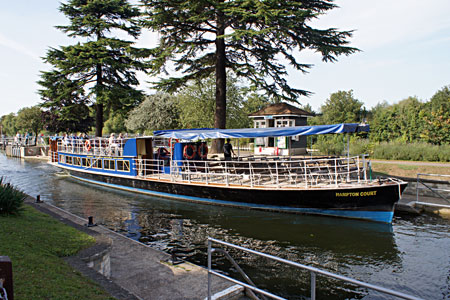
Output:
top-left (66, 156), bottom-right (73, 165)
top-left (82, 158), bottom-right (89, 167)
top-left (117, 160), bottom-right (130, 172)
top-left (92, 158), bottom-right (102, 169)
top-left (59, 155), bottom-right (65, 164)
top-left (73, 157), bottom-right (81, 166)
top-left (103, 159), bottom-right (116, 170)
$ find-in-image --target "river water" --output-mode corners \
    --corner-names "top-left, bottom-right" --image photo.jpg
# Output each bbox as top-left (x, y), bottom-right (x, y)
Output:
top-left (1, 154), bottom-right (449, 299)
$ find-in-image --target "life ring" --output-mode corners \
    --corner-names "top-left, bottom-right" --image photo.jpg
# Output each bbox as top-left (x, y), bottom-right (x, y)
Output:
top-left (169, 138), bottom-right (179, 153)
top-left (84, 140), bottom-right (92, 152)
top-left (183, 144), bottom-right (196, 160)
top-left (157, 147), bottom-right (169, 159)
top-left (197, 143), bottom-right (208, 159)
top-left (275, 147), bottom-right (279, 156)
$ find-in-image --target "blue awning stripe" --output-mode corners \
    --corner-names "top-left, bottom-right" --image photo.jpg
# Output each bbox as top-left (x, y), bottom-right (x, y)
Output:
top-left (153, 123), bottom-right (369, 140)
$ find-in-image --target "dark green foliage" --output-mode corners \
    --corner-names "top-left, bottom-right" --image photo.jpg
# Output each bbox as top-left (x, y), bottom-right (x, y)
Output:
top-left (369, 97), bottom-right (424, 143)
top-left (421, 86), bottom-right (450, 145)
top-left (319, 90), bottom-right (364, 124)
top-left (143, 0), bottom-right (357, 100)
top-left (0, 113), bottom-right (18, 136)
top-left (15, 106), bottom-right (45, 141)
top-left (0, 177), bottom-right (26, 215)
top-left (39, 0), bottom-right (149, 136)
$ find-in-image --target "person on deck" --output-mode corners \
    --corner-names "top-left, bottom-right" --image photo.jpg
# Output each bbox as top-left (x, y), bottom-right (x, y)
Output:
top-left (223, 139), bottom-right (235, 161)
top-left (109, 133), bottom-right (119, 155)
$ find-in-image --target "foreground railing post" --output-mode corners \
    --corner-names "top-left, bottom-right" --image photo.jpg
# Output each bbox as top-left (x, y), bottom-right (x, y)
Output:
top-left (416, 174), bottom-right (420, 203)
top-left (0, 256), bottom-right (13, 300)
top-left (357, 156), bottom-right (360, 183)
top-left (334, 158), bottom-right (338, 186)
top-left (310, 271), bottom-right (316, 300)
top-left (207, 240), bottom-right (212, 300)
top-left (225, 162), bottom-right (229, 187)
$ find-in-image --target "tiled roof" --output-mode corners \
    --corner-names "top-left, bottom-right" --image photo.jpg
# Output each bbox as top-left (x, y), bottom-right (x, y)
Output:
top-left (249, 103), bottom-right (314, 117)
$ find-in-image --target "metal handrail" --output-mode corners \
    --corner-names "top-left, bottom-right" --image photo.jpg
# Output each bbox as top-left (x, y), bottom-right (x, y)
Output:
top-left (416, 173), bottom-right (450, 208)
top-left (207, 237), bottom-right (422, 300)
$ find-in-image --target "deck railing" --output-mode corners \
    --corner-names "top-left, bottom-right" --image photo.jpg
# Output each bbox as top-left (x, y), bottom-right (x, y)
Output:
top-left (132, 155), bottom-right (370, 189)
top-left (56, 138), bottom-right (125, 156)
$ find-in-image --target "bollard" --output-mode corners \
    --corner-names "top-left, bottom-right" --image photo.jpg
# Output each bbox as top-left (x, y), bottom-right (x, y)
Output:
top-left (86, 216), bottom-right (97, 227)
top-left (35, 195), bottom-right (42, 203)
top-left (0, 256), bottom-right (13, 300)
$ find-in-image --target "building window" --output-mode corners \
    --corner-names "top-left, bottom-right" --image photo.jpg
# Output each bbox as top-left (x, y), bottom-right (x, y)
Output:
top-left (276, 119), bottom-right (294, 127)
top-left (255, 120), bottom-right (266, 128)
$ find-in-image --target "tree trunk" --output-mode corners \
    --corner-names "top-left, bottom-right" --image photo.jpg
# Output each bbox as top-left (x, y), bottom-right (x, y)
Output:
top-left (211, 6), bottom-right (227, 154)
top-left (95, 63), bottom-right (103, 137)
top-left (95, 103), bottom-right (103, 137)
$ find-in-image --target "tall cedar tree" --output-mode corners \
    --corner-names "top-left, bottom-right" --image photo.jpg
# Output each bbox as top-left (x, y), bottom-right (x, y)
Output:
top-left (142, 0), bottom-right (358, 152)
top-left (39, 0), bottom-right (149, 136)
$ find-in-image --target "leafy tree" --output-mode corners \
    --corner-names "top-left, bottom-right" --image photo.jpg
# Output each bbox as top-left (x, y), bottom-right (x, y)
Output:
top-left (0, 113), bottom-right (17, 136)
top-left (104, 112), bottom-right (127, 134)
top-left (177, 74), bottom-right (256, 129)
top-left (369, 97), bottom-right (424, 143)
top-left (422, 86), bottom-right (450, 145)
top-left (142, 0), bottom-right (358, 151)
top-left (125, 93), bottom-right (180, 133)
top-left (39, 71), bottom-right (94, 134)
top-left (319, 90), bottom-right (364, 124)
top-left (39, 0), bottom-right (149, 137)
top-left (15, 106), bottom-right (45, 143)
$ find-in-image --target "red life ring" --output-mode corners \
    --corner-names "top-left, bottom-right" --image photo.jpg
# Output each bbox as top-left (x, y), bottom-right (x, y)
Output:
top-left (84, 140), bottom-right (92, 152)
top-left (169, 138), bottom-right (179, 153)
top-left (197, 143), bottom-right (208, 159)
top-left (183, 144), bottom-right (196, 160)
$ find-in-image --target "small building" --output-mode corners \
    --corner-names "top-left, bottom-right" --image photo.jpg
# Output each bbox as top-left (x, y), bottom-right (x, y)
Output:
top-left (248, 103), bottom-right (314, 155)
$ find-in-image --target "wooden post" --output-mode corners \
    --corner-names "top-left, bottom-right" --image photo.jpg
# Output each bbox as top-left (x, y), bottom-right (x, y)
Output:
top-left (0, 256), bottom-right (13, 300)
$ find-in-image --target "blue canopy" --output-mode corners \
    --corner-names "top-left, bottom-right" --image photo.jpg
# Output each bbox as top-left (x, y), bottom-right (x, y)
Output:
top-left (153, 123), bottom-right (369, 141)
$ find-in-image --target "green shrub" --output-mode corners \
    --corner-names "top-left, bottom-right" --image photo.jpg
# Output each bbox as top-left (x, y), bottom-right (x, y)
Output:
top-left (315, 135), bottom-right (345, 155)
top-left (349, 138), bottom-right (372, 156)
top-left (371, 142), bottom-right (450, 162)
top-left (0, 177), bottom-right (26, 215)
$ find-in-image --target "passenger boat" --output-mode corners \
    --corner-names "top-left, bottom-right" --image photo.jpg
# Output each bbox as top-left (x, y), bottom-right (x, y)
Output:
top-left (49, 123), bottom-right (407, 223)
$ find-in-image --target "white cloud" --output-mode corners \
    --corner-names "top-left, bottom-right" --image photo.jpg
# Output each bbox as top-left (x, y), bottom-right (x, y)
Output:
top-left (0, 33), bottom-right (40, 60)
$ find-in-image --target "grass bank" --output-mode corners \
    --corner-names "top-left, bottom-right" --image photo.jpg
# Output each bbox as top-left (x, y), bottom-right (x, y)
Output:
top-left (0, 204), bottom-right (114, 300)
top-left (371, 161), bottom-right (450, 180)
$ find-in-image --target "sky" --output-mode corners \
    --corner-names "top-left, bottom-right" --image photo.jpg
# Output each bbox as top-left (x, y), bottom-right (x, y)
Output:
top-left (1, 0), bottom-right (449, 116)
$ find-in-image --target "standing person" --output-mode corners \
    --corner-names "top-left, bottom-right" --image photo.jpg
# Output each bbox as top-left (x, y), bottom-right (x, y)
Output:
top-left (14, 132), bottom-right (20, 145)
top-left (223, 138), bottom-right (235, 161)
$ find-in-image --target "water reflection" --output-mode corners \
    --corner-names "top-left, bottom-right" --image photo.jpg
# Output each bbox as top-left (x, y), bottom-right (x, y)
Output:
top-left (0, 154), bottom-right (448, 300)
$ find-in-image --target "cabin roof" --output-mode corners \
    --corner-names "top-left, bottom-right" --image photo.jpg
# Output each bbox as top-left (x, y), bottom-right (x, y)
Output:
top-left (249, 103), bottom-right (315, 118)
